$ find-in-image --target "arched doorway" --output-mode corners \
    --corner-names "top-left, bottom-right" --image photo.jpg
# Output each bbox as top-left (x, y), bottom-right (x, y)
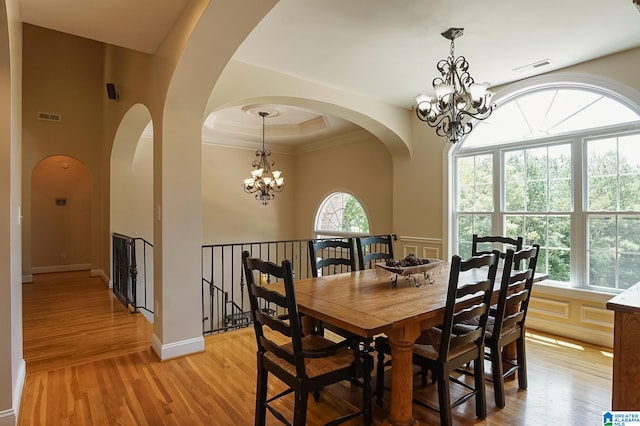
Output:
top-left (31, 155), bottom-right (92, 273)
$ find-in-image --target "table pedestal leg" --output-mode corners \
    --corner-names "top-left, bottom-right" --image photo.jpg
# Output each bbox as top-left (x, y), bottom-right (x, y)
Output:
top-left (382, 324), bottom-right (420, 426)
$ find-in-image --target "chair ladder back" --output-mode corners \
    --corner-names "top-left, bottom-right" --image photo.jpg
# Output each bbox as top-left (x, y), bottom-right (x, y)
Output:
top-left (513, 244), bottom-right (540, 324)
top-left (356, 234), bottom-right (395, 270)
top-left (439, 251), bottom-right (499, 361)
top-left (308, 238), bottom-right (356, 277)
top-left (242, 251), bottom-right (306, 374)
top-left (472, 234), bottom-right (524, 261)
top-left (491, 244), bottom-right (540, 340)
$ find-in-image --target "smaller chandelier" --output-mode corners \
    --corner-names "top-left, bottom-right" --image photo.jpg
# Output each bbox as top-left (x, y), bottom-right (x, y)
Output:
top-left (415, 27), bottom-right (494, 144)
top-left (243, 111), bottom-right (284, 205)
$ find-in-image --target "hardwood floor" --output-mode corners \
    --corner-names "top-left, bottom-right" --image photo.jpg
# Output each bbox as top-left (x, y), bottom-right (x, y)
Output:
top-left (19, 271), bottom-right (613, 425)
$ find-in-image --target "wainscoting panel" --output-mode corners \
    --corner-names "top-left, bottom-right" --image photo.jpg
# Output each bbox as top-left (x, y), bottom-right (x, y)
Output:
top-left (528, 285), bottom-right (614, 347)
top-left (397, 235), bottom-right (443, 262)
top-left (529, 297), bottom-right (570, 319)
top-left (581, 305), bottom-right (614, 328)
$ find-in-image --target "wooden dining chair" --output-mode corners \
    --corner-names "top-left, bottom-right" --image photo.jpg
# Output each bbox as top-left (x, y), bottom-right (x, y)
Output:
top-left (308, 238), bottom-right (357, 337)
top-left (375, 251), bottom-right (499, 426)
top-left (472, 234), bottom-right (523, 260)
top-left (482, 244), bottom-right (540, 408)
top-left (242, 251), bottom-right (372, 426)
top-left (356, 234), bottom-right (394, 270)
top-left (308, 238), bottom-right (357, 277)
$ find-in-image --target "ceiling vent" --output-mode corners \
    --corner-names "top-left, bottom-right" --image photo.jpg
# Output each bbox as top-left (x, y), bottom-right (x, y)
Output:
top-left (513, 59), bottom-right (551, 73)
top-left (38, 112), bottom-right (62, 123)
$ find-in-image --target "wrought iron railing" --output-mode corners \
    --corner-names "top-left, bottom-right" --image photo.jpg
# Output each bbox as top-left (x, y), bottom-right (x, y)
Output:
top-left (201, 235), bottom-right (394, 335)
top-left (112, 233), bottom-right (154, 317)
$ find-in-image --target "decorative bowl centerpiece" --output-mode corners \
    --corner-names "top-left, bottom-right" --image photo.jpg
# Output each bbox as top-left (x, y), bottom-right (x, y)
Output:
top-left (376, 254), bottom-right (443, 287)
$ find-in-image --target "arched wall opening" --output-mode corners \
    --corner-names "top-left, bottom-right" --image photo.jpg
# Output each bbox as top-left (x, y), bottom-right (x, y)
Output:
top-left (31, 155), bottom-right (92, 273)
top-left (109, 103), bottom-right (154, 322)
top-left (110, 103), bottom-right (154, 241)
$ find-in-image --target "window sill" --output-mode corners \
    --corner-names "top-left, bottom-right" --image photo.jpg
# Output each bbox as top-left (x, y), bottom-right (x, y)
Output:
top-left (533, 281), bottom-right (616, 304)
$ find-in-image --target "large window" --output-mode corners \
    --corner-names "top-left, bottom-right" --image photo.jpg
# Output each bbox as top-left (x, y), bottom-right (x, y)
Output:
top-left (453, 86), bottom-right (640, 292)
top-left (314, 192), bottom-right (369, 238)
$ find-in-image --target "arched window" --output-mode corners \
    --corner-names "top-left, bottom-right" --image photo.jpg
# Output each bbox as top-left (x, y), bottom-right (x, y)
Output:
top-left (314, 192), bottom-right (370, 238)
top-left (452, 85), bottom-right (640, 293)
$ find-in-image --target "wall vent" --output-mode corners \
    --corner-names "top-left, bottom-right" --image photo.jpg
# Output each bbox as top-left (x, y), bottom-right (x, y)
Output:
top-left (38, 112), bottom-right (62, 122)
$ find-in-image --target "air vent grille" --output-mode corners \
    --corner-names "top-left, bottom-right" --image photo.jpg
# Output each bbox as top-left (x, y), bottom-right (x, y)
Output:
top-left (38, 112), bottom-right (62, 122)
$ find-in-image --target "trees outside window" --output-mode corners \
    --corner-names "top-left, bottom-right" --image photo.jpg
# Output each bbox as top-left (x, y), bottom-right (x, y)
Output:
top-left (453, 86), bottom-right (640, 292)
top-left (315, 192), bottom-right (369, 237)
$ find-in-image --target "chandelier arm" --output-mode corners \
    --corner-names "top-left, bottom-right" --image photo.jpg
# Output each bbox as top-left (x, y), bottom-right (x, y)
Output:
top-left (456, 104), bottom-right (494, 121)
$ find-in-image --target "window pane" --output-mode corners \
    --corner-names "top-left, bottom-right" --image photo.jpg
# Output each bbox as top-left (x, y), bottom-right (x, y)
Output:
top-left (526, 148), bottom-right (547, 180)
top-left (587, 138), bottom-right (618, 211)
top-left (548, 144), bottom-right (572, 211)
top-left (315, 192), bottom-right (369, 234)
top-left (506, 182), bottom-right (525, 211)
top-left (588, 176), bottom-right (617, 211)
top-left (589, 252), bottom-right (616, 288)
top-left (587, 137), bottom-right (617, 175)
top-left (456, 155), bottom-right (493, 213)
top-left (549, 178), bottom-right (571, 211)
top-left (505, 215), bottom-right (524, 240)
top-left (475, 215), bottom-right (492, 237)
top-left (525, 216), bottom-right (546, 246)
top-left (589, 216), bottom-right (616, 250)
top-left (619, 254), bottom-right (640, 290)
top-left (549, 249), bottom-right (571, 282)
top-left (505, 144), bottom-right (572, 213)
top-left (620, 175), bottom-right (640, 210)
top-left (526, 181), bottom-right (547, 211)
top-left (463, 89), bottom-right (640, 148)
top-left (476, 183), bottom-right (493, 212)
top-left (548, 216), bottom-right (571, 248)
top-left (618, 216), bottom-right (640, 251)
top-left (456, 157), bottom-right (475, 212)
top-left (618, 134), bottom-right (640, 174)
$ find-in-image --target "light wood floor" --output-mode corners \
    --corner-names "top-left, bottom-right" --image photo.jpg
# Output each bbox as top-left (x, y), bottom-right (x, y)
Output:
top-left (19, 270), bottom-right (614, 425)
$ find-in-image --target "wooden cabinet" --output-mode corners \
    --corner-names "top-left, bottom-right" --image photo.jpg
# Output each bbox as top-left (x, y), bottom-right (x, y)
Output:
top-left (606, 283), bottom-right (640, 410)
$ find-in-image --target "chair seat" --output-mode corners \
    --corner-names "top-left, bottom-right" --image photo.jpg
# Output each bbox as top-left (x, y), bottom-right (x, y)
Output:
top-left (414, 327), bottom-right (480, 361)
top-left (265, 334), bottom-right (355, 378)
top-left (455, 316), bottom-right (519, 340)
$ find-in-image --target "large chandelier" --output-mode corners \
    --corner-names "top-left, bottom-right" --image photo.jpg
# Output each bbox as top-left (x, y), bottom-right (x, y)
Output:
top-left (243, 111), bottom-right (284, 205)
top-left (415, 27), bottom-right (494, 144)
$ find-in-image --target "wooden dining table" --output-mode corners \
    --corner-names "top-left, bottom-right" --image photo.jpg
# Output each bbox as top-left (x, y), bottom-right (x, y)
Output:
top-left (287, 262), bottom-right (546, 426)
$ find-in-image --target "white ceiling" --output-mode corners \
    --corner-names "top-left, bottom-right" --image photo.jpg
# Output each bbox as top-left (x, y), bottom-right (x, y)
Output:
top-left (19, 0), bottom-right (640, 145)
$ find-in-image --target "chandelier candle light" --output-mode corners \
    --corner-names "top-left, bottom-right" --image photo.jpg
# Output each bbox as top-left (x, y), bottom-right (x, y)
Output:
top-left (243, 111), bottom-right (284, 205)
top-left (415, 27), bottom-right (494, 144)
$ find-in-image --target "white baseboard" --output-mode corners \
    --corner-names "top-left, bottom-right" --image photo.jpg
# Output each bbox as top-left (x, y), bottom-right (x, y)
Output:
top-left (31, 264), bottom-right (91, 274)
top-left (0, 409), bottom-right (16, 426)
top-left (151, 334), bottom-right (205, 361)
top-left (22, 274), bottom-right (33, 283)
top-left (0, 359), bottom-right (25, 426)
top-left (527, 317), bottom-right (613, 348)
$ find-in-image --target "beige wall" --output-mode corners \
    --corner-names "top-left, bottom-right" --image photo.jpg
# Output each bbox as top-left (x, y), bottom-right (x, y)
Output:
top-left (22, 24), bottom-right (104, 279)
top-left (202, 143), bottom-right (295, 244)
top-left (1, 0), bottom-right (23, 422)
top-left (31, 155), bottom-right (91, 270)
top-left (294, 134), bottom-right (393, 238)
top-left (200, 131), bottom-right (393, 245)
